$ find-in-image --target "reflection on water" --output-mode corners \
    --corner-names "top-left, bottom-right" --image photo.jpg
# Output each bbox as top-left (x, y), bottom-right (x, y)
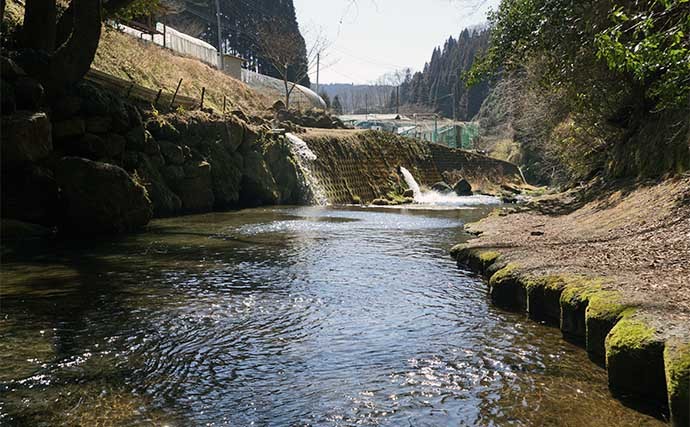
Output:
top-left (0, 206), bottom-right (664, 426)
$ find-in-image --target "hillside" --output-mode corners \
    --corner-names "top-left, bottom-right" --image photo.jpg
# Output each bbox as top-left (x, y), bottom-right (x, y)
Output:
top-left (93, 27), bottom-right (270, 115)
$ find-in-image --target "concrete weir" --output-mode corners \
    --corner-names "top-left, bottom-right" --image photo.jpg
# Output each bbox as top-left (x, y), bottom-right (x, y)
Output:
top-left (298, 129), bottom-right (524, 204)
top-left (450, 245), bottom-right (690, 426)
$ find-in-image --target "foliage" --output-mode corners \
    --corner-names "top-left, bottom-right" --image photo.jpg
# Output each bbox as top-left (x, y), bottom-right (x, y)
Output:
top-left (332, 95), bottom-right (343, 115)
top-left (110, 0), bottom-right (162, 21)
top-left (397, 29), bottom-right (490, 120)
top-left (468, 0), bottom-right (690, 183)
top-left (595, 0), bottom-right (690, 110)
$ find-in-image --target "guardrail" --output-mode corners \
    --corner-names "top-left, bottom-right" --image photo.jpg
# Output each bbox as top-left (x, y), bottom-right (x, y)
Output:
top-left (85, 69), bottom-right (199, 110)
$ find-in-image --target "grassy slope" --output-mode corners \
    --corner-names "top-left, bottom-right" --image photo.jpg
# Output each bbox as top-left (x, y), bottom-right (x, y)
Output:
top-left (93, 27), bottom-right (269, 115)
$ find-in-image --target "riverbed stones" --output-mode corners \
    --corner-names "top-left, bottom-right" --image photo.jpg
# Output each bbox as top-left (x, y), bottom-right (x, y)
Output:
top-left (1, 112), bottom-right (52, 165)
top-left (431, 182), bottom-right (453, 193)
top-left (54, 157), bottom-right (152, 233)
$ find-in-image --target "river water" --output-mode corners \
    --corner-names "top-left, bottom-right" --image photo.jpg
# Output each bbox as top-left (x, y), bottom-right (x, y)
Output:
top-left (0, 206), bottom-right (663, 426)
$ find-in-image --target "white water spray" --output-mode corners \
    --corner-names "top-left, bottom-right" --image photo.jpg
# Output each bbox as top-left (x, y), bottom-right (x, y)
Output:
top-left (399, 166), bottom-right (501, 207)
top-left (286, 133), bottom-right (329, 206)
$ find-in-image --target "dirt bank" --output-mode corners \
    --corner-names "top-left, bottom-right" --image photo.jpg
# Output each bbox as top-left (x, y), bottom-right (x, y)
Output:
top-left (452, 175), bottom-right (690, 425)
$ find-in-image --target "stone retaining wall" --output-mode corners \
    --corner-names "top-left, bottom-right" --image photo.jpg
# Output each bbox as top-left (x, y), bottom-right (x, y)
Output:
top-left (451, 245), bottom-right (690, 427)
top-left (301, 130), bottom-right (525, 204)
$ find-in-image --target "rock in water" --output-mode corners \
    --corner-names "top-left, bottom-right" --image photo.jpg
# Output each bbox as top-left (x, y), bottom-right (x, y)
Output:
top-left (403, 188), bottom-right (415, 198)
top-left (55, 157), bottom-right (153, 233)
top-left (453, 179), bottom-right (473, 196)
top-left (431, 182), bottom-right (453, 194)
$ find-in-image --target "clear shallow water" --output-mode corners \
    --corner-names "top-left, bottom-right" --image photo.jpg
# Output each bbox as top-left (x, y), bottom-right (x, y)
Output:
top-left (0, 207), bottom-right (664, 426)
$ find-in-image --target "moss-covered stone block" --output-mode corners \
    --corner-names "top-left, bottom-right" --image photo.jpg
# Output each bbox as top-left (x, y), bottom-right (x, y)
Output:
top-left (665, 341), bottom-right (690, 427)
top-left (488, 264), bottom-right (526, 311)
top-left (526, 276), bottom-right (566, 325)
top-left (450, 245), bottom-right (501, 276)
top-left (606, 318), bottom-right (667, 411)
top-left (586, 291), bottom-right (629, 362)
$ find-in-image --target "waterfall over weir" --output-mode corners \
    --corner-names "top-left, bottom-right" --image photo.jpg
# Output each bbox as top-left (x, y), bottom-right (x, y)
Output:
top-left (286, 133), bottom-right (329, 206)
top-left (400, 166), bottom-right (502, 207)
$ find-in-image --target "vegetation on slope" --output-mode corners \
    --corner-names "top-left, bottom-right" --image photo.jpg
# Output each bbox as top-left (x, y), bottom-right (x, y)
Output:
top-left (93, 27), bottom-right (269, 115)
top-left (469, 0), bottom-right (690, 186)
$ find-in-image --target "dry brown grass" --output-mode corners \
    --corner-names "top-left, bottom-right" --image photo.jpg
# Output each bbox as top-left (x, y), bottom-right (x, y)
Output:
top-left (93, 27), bottom-right (270, 115)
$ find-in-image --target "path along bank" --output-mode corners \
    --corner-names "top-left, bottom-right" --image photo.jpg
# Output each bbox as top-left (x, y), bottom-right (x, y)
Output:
top-left (451, 176), bottom-right (690, 426)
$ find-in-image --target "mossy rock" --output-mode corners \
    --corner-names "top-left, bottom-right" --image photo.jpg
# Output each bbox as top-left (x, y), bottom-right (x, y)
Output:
top-left (559, 281), bottom-right (603, 343)
top-left (586, 290), bottom-right (631, 362)
top-left (606, 317), bottom-right (667, 411)
top-left (450, 245), bottom-right (501, 276)
top-left (488, 263), bottom-right (526, 311)
top-left (525, 275), bottom-right (567, 325)
top-left (665, 340), bottom-right (690, 427)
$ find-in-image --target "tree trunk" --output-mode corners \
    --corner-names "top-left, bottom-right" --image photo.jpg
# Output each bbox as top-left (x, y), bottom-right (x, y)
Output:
top-left (284, 77), bottom-right (290, 109)
top-left (46, 0), bottom-right (102, 96)
top-left (22, 0), bottom-right (57, 52)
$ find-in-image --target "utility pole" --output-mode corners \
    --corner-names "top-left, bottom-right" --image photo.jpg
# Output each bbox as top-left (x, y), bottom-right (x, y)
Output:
top-left (214, 0), bottom-right (223, 70)
top-left (316, 53), bottom-right (320, 95)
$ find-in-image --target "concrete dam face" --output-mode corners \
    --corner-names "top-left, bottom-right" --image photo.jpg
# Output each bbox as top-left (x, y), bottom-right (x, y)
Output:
top-left (292, 130), bottom-right (525, 205)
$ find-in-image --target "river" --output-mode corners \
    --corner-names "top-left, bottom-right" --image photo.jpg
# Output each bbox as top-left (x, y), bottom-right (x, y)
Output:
top-left (0, 206), bottom-right (664, 426)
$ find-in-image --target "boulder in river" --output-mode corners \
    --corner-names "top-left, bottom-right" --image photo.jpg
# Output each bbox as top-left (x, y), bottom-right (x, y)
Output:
top-left (54, 157), bottom-right (153, 233)
top-left (453, 179), bottom-right (473, 196)
top-left (403, 188), bottom-right (415, 198)
top-left (431, 182), bottom-right (453, 194)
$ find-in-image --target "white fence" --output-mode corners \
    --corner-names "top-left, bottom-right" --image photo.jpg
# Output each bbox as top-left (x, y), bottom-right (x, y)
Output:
top-left (116, 22), bottom-right (325, 109)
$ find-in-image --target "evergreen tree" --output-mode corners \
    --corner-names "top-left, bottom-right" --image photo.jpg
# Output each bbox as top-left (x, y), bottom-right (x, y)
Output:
top-left (320, 92), bottom-right (331, 109)
top-left (398, 29), bottom-right (490, 120)
top-left (332, 95), bottom-right (343, 115)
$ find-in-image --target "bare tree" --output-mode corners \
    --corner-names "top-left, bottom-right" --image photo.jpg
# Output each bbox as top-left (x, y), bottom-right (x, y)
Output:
top-left (257, 18), bottom-right (327, 109)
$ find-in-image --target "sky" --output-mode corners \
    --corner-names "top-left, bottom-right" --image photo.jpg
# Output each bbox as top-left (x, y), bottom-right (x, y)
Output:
top-left (293, 0), bottom-right (499, 85)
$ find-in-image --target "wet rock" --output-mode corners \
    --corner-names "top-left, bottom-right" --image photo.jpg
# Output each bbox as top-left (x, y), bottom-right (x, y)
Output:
top-left (85, 116), bottom-right (112, 134)
top-left (403, 188), bottom-right (415, 198)
top-left (175, 161), bottom-right (215, 212)
top-left (162, 165), bottom-right (185, 183)
top-left (371, 198), bottom-right (391, 206)
top-left (431, 182), bottom-right (453, 194)
top-left (453, 179), bottom-right (472, 196)
top-left (239, 151), bottom-right (279, 206)
top-left (135, 155), bottom-right (182, 217)
top-left (14, 76), bottom-right (44, 110)
top-left (54, 157), bottom-right (153, 233)
top-left (1, 164), bottom-right (60, 226)
top-left (264, 139), bottom-right (300, 204)
top-left (1, 112), bottom-right (52, 166)
top-left (159, 141), bottom-right (185, 165)
top-left (53, 118), bottom-right (86, 140)
top-left (205, 141), bottom-right (243, 208)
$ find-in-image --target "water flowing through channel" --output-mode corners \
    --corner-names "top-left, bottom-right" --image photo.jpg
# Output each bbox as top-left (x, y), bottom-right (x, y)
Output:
top-left (286, 133), bottom-right (329, 206)
top-left (400, 166), bottom-right (502, 207)
top-left (0, 206), bottom-right (663, 426)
